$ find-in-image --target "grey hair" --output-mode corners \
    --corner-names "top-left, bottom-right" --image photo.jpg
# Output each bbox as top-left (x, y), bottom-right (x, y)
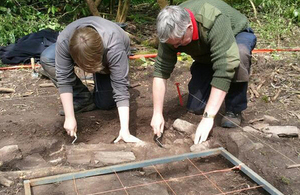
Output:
top-left (157, 6), bottom-right (190, 43)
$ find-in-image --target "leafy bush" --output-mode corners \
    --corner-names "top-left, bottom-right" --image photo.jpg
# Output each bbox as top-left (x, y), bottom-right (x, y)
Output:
top-left (225, 0), bottom-right (300, 46)
top-left (0, 0), bottom-right (89, 46)
top-left (226, 0), bottom-right (300, 24)
top-left (0, 6), bottom-right (62, 46)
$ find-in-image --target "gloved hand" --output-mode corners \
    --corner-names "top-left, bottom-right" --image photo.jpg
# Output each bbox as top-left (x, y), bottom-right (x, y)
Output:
top-left (194, 118), bottom-right (214, 144)
top-left (114, 129), bottom-right (142, 143)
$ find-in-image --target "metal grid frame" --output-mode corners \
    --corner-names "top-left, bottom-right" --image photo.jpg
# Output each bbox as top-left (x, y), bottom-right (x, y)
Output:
top-left (23, 147), bottom-right (283, 195)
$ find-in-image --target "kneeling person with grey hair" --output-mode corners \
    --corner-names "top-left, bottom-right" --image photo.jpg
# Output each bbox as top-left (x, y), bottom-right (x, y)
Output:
top-left (40, 16), bottom-right (141, 143)
top-left (151, 0), bottom-right (256, 144)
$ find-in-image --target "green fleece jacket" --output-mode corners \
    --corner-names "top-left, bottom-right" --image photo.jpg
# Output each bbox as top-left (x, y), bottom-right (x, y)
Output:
top-left (153, 0), bottom-right (249, 92)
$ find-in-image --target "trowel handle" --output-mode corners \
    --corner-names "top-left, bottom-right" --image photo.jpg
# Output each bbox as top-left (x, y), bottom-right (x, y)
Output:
top-left (30, 58), bottom-right (35, 72)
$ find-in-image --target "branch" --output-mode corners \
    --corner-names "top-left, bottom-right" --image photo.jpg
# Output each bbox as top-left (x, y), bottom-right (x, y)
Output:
top-left (157, 0), bottom-right (168, 9)
top-left (249, 0), bottom-right (261, 26)
top-left (85, 0), bottom-right (100, 16)
top-left (95, 0), bottom-right (103, 7)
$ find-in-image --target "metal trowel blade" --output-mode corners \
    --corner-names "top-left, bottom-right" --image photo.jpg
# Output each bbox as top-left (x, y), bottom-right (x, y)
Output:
top-left (153, 134), bottom-right (165, 148)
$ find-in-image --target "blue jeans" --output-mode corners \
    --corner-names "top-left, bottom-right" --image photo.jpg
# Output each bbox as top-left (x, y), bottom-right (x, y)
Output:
top-left (40, 43), bottom-right (116, 109)
top-left (187, 28), bottom-right (257, 114)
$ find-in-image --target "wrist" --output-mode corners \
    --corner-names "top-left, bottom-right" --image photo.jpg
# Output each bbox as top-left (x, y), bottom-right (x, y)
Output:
top-left (203, 111), bottom-right (215, 119)
top-left (119, 128), bottom-right (130, 133)
top-left (65, 115), bottom-right (75, 121)
top-left (153, 111), bottom-right (163, 116)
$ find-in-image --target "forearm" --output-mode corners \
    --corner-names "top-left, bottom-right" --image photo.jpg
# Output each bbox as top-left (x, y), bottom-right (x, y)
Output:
top-left (60, 93), bottom-right (75, 119)
top-left (152, 77), bottom-right (167, 115)
top-left (204, 86), bottom-right (227, 116)
top-left (114, 105), bottom-right (142, 143)
top-left (117, 106), bottom-right (129, 131)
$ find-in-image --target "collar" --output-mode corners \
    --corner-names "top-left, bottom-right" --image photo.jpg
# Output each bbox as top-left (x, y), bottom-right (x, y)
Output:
top-left (185, 8), bottom-right (199, 40)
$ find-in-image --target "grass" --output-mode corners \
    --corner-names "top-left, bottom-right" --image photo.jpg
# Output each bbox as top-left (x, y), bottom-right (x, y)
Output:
top-left (280, 176), bottom-right (290, 185)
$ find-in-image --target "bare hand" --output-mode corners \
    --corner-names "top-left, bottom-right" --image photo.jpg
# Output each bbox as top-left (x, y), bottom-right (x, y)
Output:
top-left (194, 118), bottom-right (214, 144)
top-left (150, 113), bottom-right (165, 137)
top-left (64, 117), bottom-right (77, 137)
top-left (114, 130), bottom-right (142, 143)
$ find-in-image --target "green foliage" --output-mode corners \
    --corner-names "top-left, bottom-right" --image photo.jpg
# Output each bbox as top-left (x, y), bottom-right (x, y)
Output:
top-left (226, 0), bottom-right (300, 24)
top-left (128, 13), bottom-right (156, 24)
top-left (0, 5), bottom-right (62, 46)
top-left (261, 95), bottom-right (270, 103)
top-left (224, 0), bottom-right (300, 47)
top-left (0, 0), bottom-right (89, 46)
top-left (280, 176), bottom-right (290, 185)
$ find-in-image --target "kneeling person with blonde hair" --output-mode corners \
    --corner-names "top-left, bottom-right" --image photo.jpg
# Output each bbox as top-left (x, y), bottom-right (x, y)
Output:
top-left (40, 16), bottom-right (141, 143)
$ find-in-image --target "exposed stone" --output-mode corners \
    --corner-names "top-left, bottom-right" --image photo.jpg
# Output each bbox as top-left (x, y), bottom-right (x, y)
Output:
top-left (0, 175), bottom-right (14, 187)
top-left (184, 138), bottom-right (193, 145)
top-left (132, 142), bottom-right (190, 160)
top-left (67, 153), bottom-right (91, 165)
top-left (190, 141), bottom-right (210, 152)
top-left (0, 145), bottom-right (22, 164)
top-left (173, 119), bottom-right (196, 135)
top-left (174, 139), bottom-right (184, 145)
top-left (226, 132), bottom-right (264, 158)
top-left (243, 126), bottom-right (260, 133)
top-left (28, 138), bottom-right (59, 154)
top-left (15, 153), bottom-right (49, 170)
top-left (189, 139), bottom-right (222, 152)
top-left (49, 158), bottom-right (63, 165)
top-left (66, 142), bottom-right (129, 153)
top-left (94, 151), bottom-right (136, 166)
top-left (263, 115), bottom-right (280, 125)
top-left (262, 126), bottom-right (299, 137)
top-left (252, 123), bottom-right (269, 131)
top-left (66, 143), bottom-right (135, 166)
top-left (248, 117), bottom-right (264, 124)
top-left (164, 138), bottom-right (173, 145)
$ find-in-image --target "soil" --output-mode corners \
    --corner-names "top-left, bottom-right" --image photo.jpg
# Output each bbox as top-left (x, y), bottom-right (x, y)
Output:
top-left (1, 4), bottom-right (300, 195)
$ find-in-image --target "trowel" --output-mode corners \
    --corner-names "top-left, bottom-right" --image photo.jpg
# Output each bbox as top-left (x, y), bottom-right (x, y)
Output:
top-left (31, 58), bottom-right (39, 78)
top-left (153, 133), bottom-right (165, 148)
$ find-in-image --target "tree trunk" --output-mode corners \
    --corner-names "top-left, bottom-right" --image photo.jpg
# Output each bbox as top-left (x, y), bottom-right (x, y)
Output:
top-left (109, 0), bottom-right (114, 14)
top-left (85, 0), bottom-right (100, 16)
top-left (116, 0), bottom-right (123, 22)
top-left (157, 0), bottom-right (168, 9)
top-left (95, 0), bottom-right (102, 7)
top-left (119, 0), bottom-right (130, 23)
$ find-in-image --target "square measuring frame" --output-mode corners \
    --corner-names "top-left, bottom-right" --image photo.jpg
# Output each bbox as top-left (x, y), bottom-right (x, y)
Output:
top-left (24, 147), bottom-right (283, 195)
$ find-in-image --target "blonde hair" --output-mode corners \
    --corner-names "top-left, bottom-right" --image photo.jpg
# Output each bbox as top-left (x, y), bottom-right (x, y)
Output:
top-left (69, 27), bottom-right (104, 73)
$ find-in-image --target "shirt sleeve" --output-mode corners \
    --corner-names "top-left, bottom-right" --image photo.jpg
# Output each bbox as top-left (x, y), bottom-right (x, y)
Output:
top-left (55, 40), bottom-right (76, 94)
top-left (107, 50), bottom-right (130, 107)
top-left (153, 42), bottom-right (178, 79)
top-left (207, 14), bottom-right (240, 92)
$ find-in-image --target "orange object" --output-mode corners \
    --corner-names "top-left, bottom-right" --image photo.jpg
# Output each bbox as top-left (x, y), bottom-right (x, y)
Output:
top-left (0, 64), bottom-right (41, 70)
top-left (175, 82), bottom-right (183, 106)
top-left (252, 48), bottom-right (300, 53)
top-left (1, 48), bottom-right (300, 70)
top-left (129, 54), bottom-right (158, 59)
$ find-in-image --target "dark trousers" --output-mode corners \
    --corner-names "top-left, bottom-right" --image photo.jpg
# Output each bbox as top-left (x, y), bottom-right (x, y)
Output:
top-left (186, 28), bottom-right (257, 114)
top-left (40, 43), bottom-right (116, 110)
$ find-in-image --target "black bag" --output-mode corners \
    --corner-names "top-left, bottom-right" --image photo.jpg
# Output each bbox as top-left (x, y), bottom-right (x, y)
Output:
top-left (0, 29), bottom-right (58, 64)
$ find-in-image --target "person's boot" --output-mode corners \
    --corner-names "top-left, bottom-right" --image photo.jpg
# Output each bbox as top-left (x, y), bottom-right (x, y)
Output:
top-left (59, 101), bottom-right (96, 116)
top-left (221, 111), bottom-right (242, 128)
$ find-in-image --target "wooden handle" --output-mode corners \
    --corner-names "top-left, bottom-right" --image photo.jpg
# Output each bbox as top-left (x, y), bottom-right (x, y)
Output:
top-left (30, 58), bottom-right (35, 71)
